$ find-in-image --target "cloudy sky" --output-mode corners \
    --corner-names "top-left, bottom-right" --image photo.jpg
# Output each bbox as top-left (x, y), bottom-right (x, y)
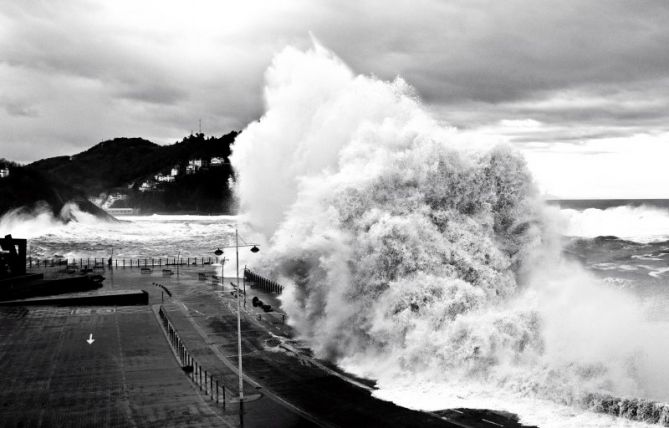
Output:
top-left (1, 0), bottom-right (668, 198)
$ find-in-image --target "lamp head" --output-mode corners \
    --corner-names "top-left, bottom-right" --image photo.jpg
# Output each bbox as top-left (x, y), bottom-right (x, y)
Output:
top-left (214, 248), bottom-right (223, 256)
top-left (250, 245), bottom-right (260, 253)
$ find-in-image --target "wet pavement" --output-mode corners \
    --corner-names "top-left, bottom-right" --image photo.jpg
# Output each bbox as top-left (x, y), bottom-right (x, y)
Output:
top-left (0, 264), bottom-right (532, 427)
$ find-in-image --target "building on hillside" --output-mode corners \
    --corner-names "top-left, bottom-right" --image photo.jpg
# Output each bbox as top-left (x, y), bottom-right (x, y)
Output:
top-left (186, 158), bottom-right (204, 175)
top-left (139, 181), bottom-right (156, 192)
top-left (104, 207), bottom-right (139, 216)
top-left (102, 193), bottom-right (128, 209)
top-left (210, 157), bottom-right (226, 166)
top-left (170, 167), bottom-right (179, 176)
top-left (0, 168), bottom-right (9, 178)
top-left (154, 173), bottom-right (174, 183)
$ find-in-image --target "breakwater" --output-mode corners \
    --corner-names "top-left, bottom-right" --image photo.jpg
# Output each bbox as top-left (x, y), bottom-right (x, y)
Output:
top-left (583, 393), bottom-right (669, 426)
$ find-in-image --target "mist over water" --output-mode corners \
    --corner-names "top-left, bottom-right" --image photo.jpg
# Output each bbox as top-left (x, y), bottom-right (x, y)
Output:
top-left (0, 202), bottom-right (101, 239)
top-left (231, 43), bottom-right (669, 426)
top-left (0, 203), bottom-right (238, 261)
top-left (563, 205), bottom-right (669, 243)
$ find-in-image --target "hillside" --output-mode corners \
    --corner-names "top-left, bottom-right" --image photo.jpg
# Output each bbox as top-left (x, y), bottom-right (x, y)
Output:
top-left (0, 160), bottom-right (112, 220)
top-left (28, 132), bottom-right (238, 214)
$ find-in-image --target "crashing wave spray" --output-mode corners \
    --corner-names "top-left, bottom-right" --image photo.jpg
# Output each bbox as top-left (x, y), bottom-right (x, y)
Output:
top-left (0, 202), bottom-right (101, 239)
top-left (231, 42), bottom-right (669, 426)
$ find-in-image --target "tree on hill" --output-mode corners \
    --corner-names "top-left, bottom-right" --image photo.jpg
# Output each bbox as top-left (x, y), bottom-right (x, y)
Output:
top-left (28, 131), bottom-right (239, 215)
top-left (30, 137), bottom-right (161, 194)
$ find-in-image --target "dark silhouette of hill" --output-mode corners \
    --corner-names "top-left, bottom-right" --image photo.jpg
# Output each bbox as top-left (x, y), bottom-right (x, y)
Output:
top-left (30, 137), bottom-right (160, 193)
top-left (0, 159), bottom-right (112, 220)
top-left (28, 132), bottom-right (238, 214)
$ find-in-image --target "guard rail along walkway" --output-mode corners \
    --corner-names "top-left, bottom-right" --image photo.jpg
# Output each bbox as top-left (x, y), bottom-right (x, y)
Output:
top-left (158, 305), bottom-right (227, 406)
top-left (243, 268), bottom-right (284, 295)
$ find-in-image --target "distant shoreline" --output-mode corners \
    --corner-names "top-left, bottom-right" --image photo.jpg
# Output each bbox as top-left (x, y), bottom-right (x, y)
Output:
top-left (546, 199), bottom-right (669, 210)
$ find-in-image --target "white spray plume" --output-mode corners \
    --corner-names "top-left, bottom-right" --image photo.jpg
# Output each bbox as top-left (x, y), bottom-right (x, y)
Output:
top-left (231, 42), bottom-right (669, 426)
top-left (0, 202), bottom-right (100, 239)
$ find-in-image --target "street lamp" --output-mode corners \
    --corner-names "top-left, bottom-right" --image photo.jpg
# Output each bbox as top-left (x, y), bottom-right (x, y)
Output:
top-left (214, 228), bottom-right (260, 403)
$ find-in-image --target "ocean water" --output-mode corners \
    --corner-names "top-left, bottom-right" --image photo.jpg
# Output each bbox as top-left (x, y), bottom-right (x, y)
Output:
top-left (558, 200), bottom-right (669, 326)
top-left (1, 202), bottom-right (668, 427)
top-left (0, 205), bottom-right (240, 260)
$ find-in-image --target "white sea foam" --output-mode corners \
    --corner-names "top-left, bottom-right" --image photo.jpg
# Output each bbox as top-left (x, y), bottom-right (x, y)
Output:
top-left (561, 206), bottom-right (669, 243)
top-left (0, 205), bottom-right (247, 265)
top-left (0, 202), bottom-right (101, 239)
top-left (231, 42), bottom-right (669, 426)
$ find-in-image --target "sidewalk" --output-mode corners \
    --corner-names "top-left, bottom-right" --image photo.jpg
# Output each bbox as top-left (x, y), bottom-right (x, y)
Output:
top-left (167, 274), bottom-right (459, 428)
top-left (158, 302), bottom-right (321, 427)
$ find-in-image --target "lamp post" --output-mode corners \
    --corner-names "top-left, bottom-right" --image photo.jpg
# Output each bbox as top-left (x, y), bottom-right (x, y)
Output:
top-left (214, 228), bottom-right (259, 403)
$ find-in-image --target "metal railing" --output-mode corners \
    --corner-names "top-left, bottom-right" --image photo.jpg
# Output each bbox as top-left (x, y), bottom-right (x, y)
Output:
top-left (158, 305), bottom-right (227, 406)
top-left (27, 256), bottom-right (217, 270)
top-left (244, 268), bottom-right (284, 294)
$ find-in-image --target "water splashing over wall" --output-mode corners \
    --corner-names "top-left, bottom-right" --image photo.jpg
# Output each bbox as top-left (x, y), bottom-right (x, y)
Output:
top-left (228, 42), bottom-right (669, 426)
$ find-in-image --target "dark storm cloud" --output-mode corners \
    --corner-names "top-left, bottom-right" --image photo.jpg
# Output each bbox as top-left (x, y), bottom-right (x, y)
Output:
top-left (1, 0), bottom-right (668, 168)
top-left (115, 82), bottom-right (187, 105)
top-left (324, 1), bottom-right (669, 105)
top-left (4, 102), bottom-right (38, 118)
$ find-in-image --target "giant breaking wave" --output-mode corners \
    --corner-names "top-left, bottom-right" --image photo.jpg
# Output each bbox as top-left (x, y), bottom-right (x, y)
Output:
top-left (231, 43), bottom-right (669, 426)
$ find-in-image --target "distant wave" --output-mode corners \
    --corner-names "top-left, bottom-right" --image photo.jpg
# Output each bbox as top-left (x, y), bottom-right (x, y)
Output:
top-left (561, 205), bottom-right (669, 243)
top-left (0, 202), bottom-right (103, 239)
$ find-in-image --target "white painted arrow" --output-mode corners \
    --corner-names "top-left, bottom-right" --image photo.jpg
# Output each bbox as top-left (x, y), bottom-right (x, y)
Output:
top-left (86, 333), bottom-right (95, 345)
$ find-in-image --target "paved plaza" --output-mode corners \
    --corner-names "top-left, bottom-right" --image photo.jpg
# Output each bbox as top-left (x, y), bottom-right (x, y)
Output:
top-left (0, 306), bottom-right (226, 427)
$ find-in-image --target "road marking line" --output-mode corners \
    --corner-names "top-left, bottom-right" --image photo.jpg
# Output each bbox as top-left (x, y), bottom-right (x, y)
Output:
top-left (482, 418), bottom-right (504, 427)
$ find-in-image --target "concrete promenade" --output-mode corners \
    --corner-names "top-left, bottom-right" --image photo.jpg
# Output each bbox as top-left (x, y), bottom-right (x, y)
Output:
top-left (0, 264), bottom-right (533, 427)
top-left (0, 306), bottom-right (226, 426)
